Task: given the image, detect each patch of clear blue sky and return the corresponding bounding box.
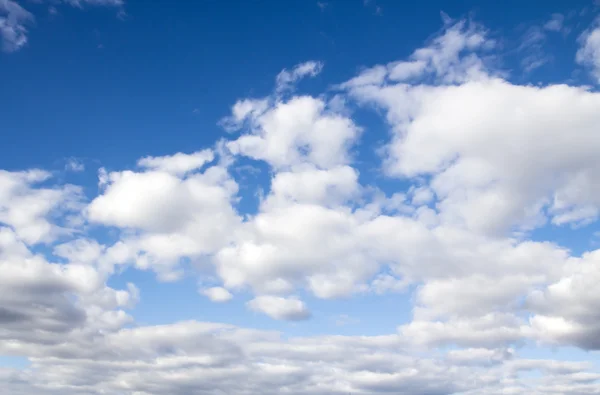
[0,356,30,370]
[2,0,599,341]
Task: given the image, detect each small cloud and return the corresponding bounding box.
[247,295,311,321]
[317,1,328,11]
[275,60,324,94]
[544,13,564,32]
[65,158,85,172]
[201,287,233,303]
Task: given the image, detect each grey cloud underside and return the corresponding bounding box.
[2,321,600,395]
[3,15,600,395]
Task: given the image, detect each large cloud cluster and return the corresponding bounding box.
[3,14,600,395]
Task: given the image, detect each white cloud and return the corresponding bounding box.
[65,158,85,172]
[0,170,84,244]
[346,62,600,236]
[137,149,214,176]
[247,295,311,321]
[343,20,493,89]
[226,96,360,170]
[275,60,323,93]
[201,286,233,303]
[410,185,434,206]
[88,165,237,233]
[87,161,240,279]
[576,20,600,83]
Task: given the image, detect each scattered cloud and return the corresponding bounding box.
[5,11,600,394]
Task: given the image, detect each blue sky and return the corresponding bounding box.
[3,0,600,394]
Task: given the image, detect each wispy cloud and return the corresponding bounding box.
[0,0,125,52]
[0,0,33,52]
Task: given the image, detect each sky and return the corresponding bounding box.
[3,0,600,393]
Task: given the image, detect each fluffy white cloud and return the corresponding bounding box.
[226,96,360,170]
[346,24,600,236]
[201,286,233,303]
[0,170,84,244]
[137,149,214,176]
[247,295,311,321]
[87,156,241,280]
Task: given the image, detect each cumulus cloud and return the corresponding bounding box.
[345,30,600,235]
[225,96,360,170]
[87,154,241,280]
[247,295,311,321]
